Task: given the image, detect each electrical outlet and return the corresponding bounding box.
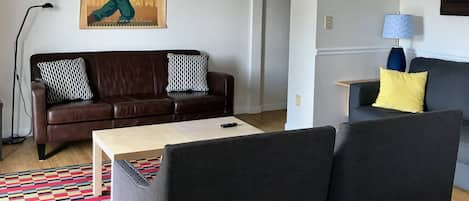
[325,16,333,30]
[296,95,302,107]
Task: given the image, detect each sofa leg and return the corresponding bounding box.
[37,144,46,160]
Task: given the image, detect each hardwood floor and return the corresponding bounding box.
[236,110,286,132]
[0,110,467,200]
[455,188,469,201]
[0,110,287,174]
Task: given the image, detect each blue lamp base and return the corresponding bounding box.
[387,47,406,72]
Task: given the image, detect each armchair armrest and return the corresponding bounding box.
[113,160,154,201]
[207,72,234,114]
[31,81,48,144]
[349,81,380,109]
[115,160,150,188]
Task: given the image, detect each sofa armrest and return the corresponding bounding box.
[349,81,380,109]
[31,81,48,144]
[207,72,234,114]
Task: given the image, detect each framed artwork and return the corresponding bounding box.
[441,0,469,16]
[80,0,167,29]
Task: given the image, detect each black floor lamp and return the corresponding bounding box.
[3,3,54,145]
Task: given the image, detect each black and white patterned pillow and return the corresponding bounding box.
[168,91,209,97]
[166,53,210,92]
[37,58,94,104]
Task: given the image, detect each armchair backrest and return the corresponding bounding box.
[410,57,469,120]
[329,110,462,201]
[154,127,336,201]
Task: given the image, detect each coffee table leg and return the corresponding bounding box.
[93,141,103,196]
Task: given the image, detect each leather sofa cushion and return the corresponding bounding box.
[103,95,173,119]
[48,101,113,124]
[47,120,113,142]
[169,92,225,114]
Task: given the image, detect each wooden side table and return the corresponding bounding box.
[336,79,379,88]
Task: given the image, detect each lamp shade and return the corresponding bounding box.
[383,14,414,39]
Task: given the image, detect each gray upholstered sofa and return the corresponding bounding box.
[112,127,336,201]
[330,110,462,201]
[111,111,462,201]
[349,57,469,190]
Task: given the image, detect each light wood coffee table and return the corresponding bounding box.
[92,117,263,197]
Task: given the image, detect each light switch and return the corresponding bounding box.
[296,95,302,107]
[325,16,333,30]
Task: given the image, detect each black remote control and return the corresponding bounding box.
[221,123,238,128]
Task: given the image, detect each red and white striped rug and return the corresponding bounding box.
[0,158,160,201]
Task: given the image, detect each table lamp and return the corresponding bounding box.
[383,14,414,72]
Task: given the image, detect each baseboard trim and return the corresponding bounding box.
[316,46,390,56]
[455,162,469,191]
[261,103,287,112]
[2,127,32,139]
[284,121,312,131]
[235,105,261,115]
[236,103,287,114]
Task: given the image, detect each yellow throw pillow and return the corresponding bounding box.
[372,68,428,113]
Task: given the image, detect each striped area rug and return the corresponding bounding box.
[0,158,160,201]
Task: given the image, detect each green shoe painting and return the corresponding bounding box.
[80,0,167,29]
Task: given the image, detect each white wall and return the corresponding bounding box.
[286,0,399,130]
[314,52,388,127]
[0,0,291,138]
[316,0,399,49]
[0,3,12,136]
[313,0,399,128]
[285,0,318,130]
[261,0,290,112]
[401,0,469,62]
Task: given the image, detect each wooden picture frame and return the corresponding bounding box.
[441,0,469,16]
[80,0,167,29]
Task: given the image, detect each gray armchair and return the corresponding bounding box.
[112,127,336,201]
[329,110,463,201]
[348,58,469,190]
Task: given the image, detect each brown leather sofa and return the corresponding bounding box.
[31,50,234,160]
